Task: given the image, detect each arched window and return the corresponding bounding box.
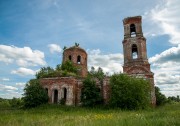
[130,24,136,37]
[53,89,58,104]
[132,44,138,59]
[77,55,81,64]
[69,55,72,61]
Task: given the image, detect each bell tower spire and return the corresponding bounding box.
[122,16,156,105]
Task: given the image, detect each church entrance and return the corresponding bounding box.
[53,89,58,104]
[63,88,67,103]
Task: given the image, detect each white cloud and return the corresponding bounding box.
[15,82,26,90]
[151,61,180,97]
[48,44,62,54]
[154,70,179,84]
[0,45,46,67]
[160,82,180,96]
[149,44,180,96]
[1,78,10,81]
[87,49,101,55]
[142,0,180,97]
[87,49,123,74]
[144,0,180,45]
[0,91,22,99]
[0,84,18,91]
[0,82,26,98]
[149,44,180,64]
[16,82,26,86]
[0,54,13,64]
[11,67,36,76]
[0,84,23,98]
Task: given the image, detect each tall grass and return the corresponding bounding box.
[0,103,179,126]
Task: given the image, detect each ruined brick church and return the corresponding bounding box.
[40,16,156,106]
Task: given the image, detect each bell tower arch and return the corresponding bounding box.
[122,16,156,105]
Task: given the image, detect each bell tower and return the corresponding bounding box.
[122,16,156,105]
[63,45,87,77]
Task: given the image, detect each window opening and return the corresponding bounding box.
[69,55,72,61]
[130,24,136,37]
[132,44,138,59]
[77,55,81,64]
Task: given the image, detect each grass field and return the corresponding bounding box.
[0,103,179,126]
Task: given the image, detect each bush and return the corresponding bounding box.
[36,66,54,79]
[61,61,78,74]
[168,95,180,102]
[0,99,10,109]
[81,77,102,107]
[22,79,49,108]
[109,74,151,110]
[35,61,78,79]
[59,98,66,105]
[155,86,167,106]
[10,97,23,108]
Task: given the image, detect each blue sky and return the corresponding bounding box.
[0,0,179,98]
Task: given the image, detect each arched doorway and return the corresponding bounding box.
[53,89,58,104]
[45,88,48,94]
[63,88,67,101]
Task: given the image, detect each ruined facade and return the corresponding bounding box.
[122,16,156,105]
[40,45,110,105]
[40,46,87,105]
[40,16,156,106]
[40,77,83,105]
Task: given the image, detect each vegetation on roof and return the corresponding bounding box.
[36,61,79,79]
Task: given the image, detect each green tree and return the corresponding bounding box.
[10,97,23,108]
[81,77,102,107]
[0,98,10,108]
[110,74,151,110]
[89,66,95,75]
[168,95,180,102]
[56,64,61,71]
[96,67,105,80]
[88,67,105,102]
[89,67,105,80]
[22,79,48,108]
[155,86,167,106]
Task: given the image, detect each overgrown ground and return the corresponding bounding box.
[0,103,179,126]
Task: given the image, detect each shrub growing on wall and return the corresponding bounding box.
[61,61,78,74]
[35,61,78,79]
[22,79,48,108]
[110,74,151,110]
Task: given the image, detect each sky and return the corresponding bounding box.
[0,0,180,98]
